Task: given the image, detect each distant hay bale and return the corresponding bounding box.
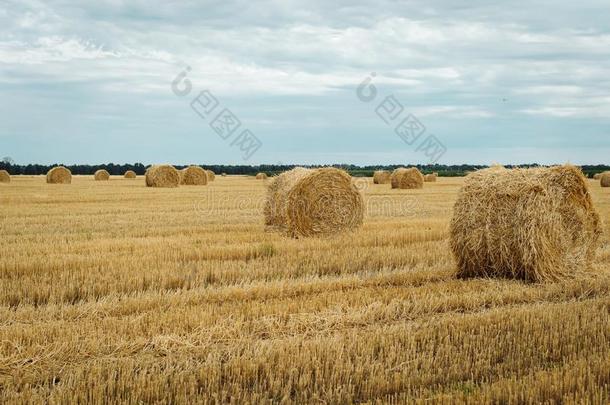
[450,165,601,282]
[264,167,364,237]
[601,172,610,187]
[181,165,208,185]
[593,173,601,180]
[145,165,180,188]
[206,170,215,181]
[46,166,72,184]
[221,173,227,177]
[424,173,437,182]
[0,170,10,183]
[94,169,110,181]
[391,167,424,189]
[256,172,268,180]
[124,170,137,179]
[373,170,391,184]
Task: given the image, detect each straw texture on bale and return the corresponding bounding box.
[94,169,110,181]
[256,173,268,180]
[0,170,10,183]
[391,167,424,189]
[46,166,72,184]
[124,170,137,179]
[181,166,208,185]
[450,165,601,282]
[206,170,215,181]
[264,167,364,238]
[373,170,391,184]
[600,172,610,187]
[424,173,437,182]
[145,165,180,188]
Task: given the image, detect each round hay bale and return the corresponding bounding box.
[0,170,10,183]
[593,173,601,180]
[221,173,227,177]
[264,167,364,237]
[46,166,72,184]
[449,165,601,282]
[124,170,137,179]
[424,173,437,182]
[601,172,610,187]
[181,165,208,185]
[391,167,424,189]
[373,170,391,184]
[206,170,215,181]
[256,172,268,180]
[94,169,110,181]
[145,165,180,188]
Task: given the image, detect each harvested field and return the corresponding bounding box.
[0,175,609,403]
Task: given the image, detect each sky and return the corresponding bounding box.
[1,0,609,166]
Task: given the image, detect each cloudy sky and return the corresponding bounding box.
[1,0,609,165]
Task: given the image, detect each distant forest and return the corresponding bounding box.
[1,160,609,178]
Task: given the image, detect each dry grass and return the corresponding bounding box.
[601,172,610,187]
[0,170,10,183]
[373,170,391,184]
[0,174,609,403]
[94,169,110,181]
[450,165,602,282]
[264,167,364,237]
[145,165,180,188]
[46,166,72,184]
[181,166,208,186]
[391,167,424,189]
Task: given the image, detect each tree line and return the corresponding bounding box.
[0,160,608,178]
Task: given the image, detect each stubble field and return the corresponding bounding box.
[1,175,609,404]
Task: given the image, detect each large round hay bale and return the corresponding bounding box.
[46,166,72,184]
[264,167,364,237]
[601,172,610,187]
[181,165,208,185]
[206,170,215,181]
[593,173,601,180]
[0,170,10,183]
[424,173,437,182]
[256,172,268,180]
[373,170,391,184]
[124,170,137,179]
[145,165,180,188]
[450,165,601,282]
[94,169,110,181]
[391,167,424,189]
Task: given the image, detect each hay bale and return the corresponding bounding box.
[94,169,110,181]
[0,170,10,183]
[424,173,437,182]
[221,173,227,177]
[145,165,180,188]
[450,165,601,282]
[601,172,610,187]
[46,166,72,184]
[593,173,601,180]
[181,165,208,185]
[264,167,364,237]
[256,172,268,180]
[206,170,215,181]
[124,170,137,179]
[391,167,424,189]
[373,170,391,184]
